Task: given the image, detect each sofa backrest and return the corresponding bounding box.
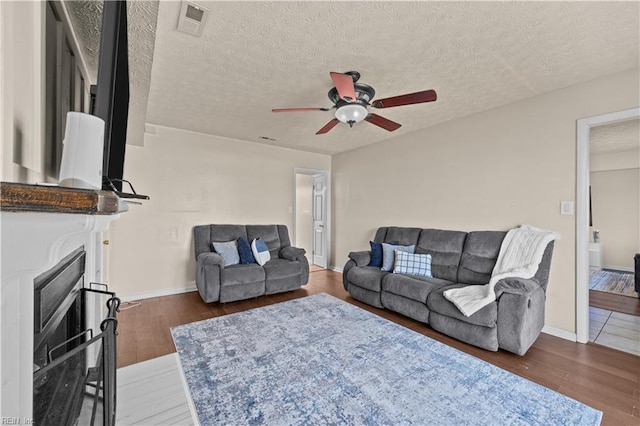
[373,226,553,286]
[416,229,467,282]
[193,224,291,258]
[246,225,291,259]
[374,227,467,282]
[457,231,506,285]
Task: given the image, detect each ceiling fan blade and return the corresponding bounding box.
[371,89,437,109]
[316,118,340,135]
[365,113,402,131]
[272,107,330,112]
[330,72,357,102]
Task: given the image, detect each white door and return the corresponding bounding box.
[312,174,328,268]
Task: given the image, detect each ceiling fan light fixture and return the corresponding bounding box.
[335,104,368,126]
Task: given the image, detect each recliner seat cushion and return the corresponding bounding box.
[263,258,303,280]
[347,266,389,292]
[221,264,265,286]
[382,274,452,303]
[427,284,498,328]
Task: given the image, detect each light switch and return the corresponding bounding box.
[560,201,574,216]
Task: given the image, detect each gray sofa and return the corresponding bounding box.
[194,224,309,303]
[343,226,554,355]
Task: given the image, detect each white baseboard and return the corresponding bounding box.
[329,266,343,273]
[542,325,577,342]
[119,283,197,302]
[603,265,634,273]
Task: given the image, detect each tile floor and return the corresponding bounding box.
[589,306,640,356]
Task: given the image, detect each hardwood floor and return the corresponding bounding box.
[117,271,640,425]
[590,289,640,316]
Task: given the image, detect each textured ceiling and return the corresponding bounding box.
[590,119,640,155]
[144,1,639,155]
[65,1,640,156]
[64,0,158,147]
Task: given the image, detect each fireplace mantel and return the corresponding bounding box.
[1,182,127,215]
[0,182,126,421]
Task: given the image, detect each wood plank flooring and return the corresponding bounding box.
[590,289,640,316]
[117,271,640,426]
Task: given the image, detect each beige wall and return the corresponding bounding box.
[295,174,313,262]
[590,150,640,172]
[108,126,330,298]
[590,167,640,270]
[1,1,45,182]
[331,69,640,333]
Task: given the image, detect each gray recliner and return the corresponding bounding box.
[343,226,554,355]
[194,224,309,303]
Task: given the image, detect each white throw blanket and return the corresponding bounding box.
[443,225,559,317]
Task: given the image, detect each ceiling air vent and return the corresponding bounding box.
[177,1,209,37]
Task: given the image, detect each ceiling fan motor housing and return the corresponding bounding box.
[329,83,376,125]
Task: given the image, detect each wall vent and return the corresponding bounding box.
[177,1,210,37]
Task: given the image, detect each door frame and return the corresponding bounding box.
[575,106,639,343]
[293,168,331,269]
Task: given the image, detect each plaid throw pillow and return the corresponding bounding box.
[393,250,432,277]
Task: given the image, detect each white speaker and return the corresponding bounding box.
[58,112,105,190]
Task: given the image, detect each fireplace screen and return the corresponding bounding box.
[32,246,119,426]
[33,295,119,426]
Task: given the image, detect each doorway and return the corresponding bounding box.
[294,168,330,270]
[575,107,640,348]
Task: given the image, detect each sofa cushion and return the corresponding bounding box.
[212,240,240,266]
[237,237,255,264]
[347,266,390,292]
[221,264,265,286]
[457,231,506,285]
[210,225,248,245]
[384,227,422,246]
[382,273,453,303]
[251,238,271,266]
[247,225,282,259]
[416,229,467,282]
[393,251,432,277]
[381,243,415,272]
[263,258,303,281]
[427,284,497,328]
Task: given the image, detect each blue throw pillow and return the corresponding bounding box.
[393,251,432,277]
[237,237,255,264]
[381,243,415,272]
[251,238,271,266]
[212,240,240,267]
[368,241,383,267]
[369,241,399,267]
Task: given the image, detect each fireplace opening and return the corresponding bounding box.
[33,247,86,371]
[33,246,119,426]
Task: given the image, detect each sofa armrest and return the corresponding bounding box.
[279,246,306,261]
[495,277,541,299]
[348,250,371,267]
[496,277,545,355]
[197,252,225,268]
[195,252,224,303]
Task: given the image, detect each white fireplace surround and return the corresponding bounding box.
[1,210,121,420]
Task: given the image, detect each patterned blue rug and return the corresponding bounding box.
[171,294,602,425]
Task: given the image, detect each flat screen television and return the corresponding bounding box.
[92,0,129,192]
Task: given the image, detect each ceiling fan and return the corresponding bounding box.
[272,71,437,135]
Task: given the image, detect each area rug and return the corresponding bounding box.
[590,269,638,298]
[171,294,602,425]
